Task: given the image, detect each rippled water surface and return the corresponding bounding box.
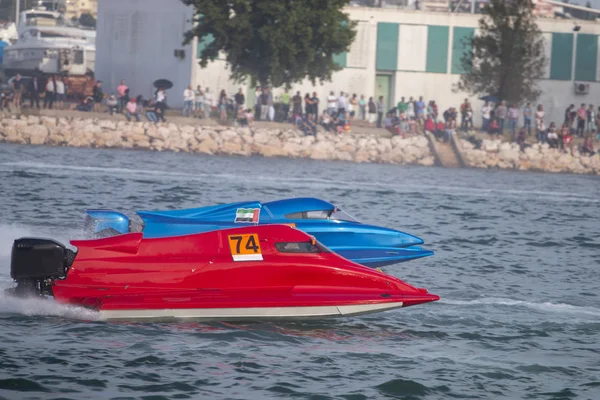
[0,143,599,400]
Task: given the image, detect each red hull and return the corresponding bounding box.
[52,225,438,320]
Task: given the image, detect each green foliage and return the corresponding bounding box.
[182,0,356,87]
[78,13,96,28]
[457,0,547,104]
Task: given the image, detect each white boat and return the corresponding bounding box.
[2,8,95,77]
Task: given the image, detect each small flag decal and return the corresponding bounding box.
[235,208,260,223]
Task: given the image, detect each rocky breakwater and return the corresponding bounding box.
[456,137,600,175]
[0,115,436,166]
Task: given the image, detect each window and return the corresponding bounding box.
[275,242,321,253]
[285,208,359,222]
[330,209,359,222]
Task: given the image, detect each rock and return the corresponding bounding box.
[27,125,49,145]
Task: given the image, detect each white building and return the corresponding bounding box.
[96,0,600,124]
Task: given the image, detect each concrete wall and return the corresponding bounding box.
[96,0,193,108]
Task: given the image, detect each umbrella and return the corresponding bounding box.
[479,95,499,103]
[153,79,173,90]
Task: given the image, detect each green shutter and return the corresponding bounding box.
[550,33,574,80]
[376,23,399,71]
[426,25,449,73]
[451,27,474,74]
[333,52,347,68]
[197,34,215,58]
[575,34,597,82]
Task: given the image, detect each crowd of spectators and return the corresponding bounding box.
[2,74,599,155]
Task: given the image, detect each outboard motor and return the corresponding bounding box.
[8,238,76,297]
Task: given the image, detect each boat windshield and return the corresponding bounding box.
[25,13,65,27]
[284,208,359,222]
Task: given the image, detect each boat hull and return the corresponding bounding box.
[98,302,406,321]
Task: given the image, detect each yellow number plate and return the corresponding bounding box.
[228,234,263,261]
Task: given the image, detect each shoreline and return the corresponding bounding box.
[0,111,598,176]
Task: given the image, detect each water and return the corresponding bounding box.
[0,143,599,400]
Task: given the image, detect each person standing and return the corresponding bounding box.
[587,104,595,134]
[219,89,228,120]
[535,104,544,141]
[43,76,56,110]
[182,85,194,117]
[92,80,104,112]
[292,91,302,117]
[576,103,587,137]
[376,96,385,128]
[508,104,519,138]
[117,80,128,113]
[11,74,24,113]
[29,76,42,110]
[416,96,426,123]
[337,91,347,115]
[348,94,357,120]
[406,97,415,119]
[311,92,319,121]
[495,101,507,134]
[267,87,274,121]
[203,88,213,119]
[460,99,469,130]
[55,76,65,110]
[327,91,337,116]
[368,97,377,124]
[281,88,291,121]
[234,88,245,118]
[397,97,407,116]
[358,95,367,120]
[155,87,167,122]
[194,86,204,118]
[523,102,532,136]
[481,101,491,132]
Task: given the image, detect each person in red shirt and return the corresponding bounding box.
[117,80,128,113]
[425,115,435,132]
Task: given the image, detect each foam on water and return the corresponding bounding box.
[441,297,600,317]
[0,287,100,321]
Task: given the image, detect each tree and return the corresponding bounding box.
[182,0,356,88]
[78,13,96,28]
[457,0,547,104]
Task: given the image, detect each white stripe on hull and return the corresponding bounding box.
[99,302,404,321]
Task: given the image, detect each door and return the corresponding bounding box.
[375,74,392,111]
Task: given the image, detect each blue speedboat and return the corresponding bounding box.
[85,198,433,268]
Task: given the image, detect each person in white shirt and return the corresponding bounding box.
[327,91,337,116]
[481,101,491,132]
[182,85,194,117]
[337,91,347,114]
[44,77,55,109]
[406,96,415,119]
[55,76,65,110]
[204,88,213,118]
[155,88,167,122]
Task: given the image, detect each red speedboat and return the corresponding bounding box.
[9,225,438,321]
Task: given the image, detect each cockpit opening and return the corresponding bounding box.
[284,208,359,222]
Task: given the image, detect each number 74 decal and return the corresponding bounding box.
[228,234,263,261]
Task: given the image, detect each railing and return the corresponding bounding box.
[348,0,487,13]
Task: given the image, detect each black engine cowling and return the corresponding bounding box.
[9,238,76,297]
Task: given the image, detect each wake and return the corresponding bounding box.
[442,297,600,317]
